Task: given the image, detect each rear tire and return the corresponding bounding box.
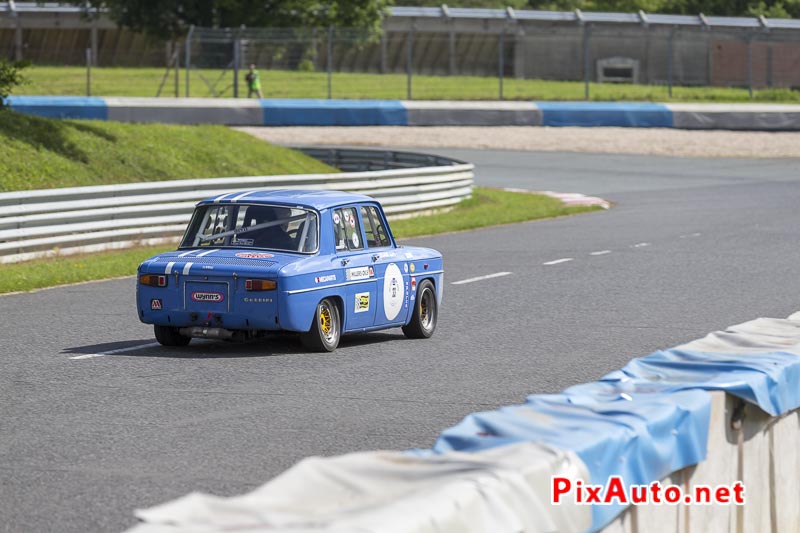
[300,298,341,352]
[154,325,191,347]
[402,279,437,339]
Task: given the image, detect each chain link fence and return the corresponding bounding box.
[4,22,800,99]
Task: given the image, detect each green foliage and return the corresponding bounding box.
[0,111,335,192]
[77,0,392,39]
[0,59,29,108]
[21,66,800,103]
[402,0,529,8]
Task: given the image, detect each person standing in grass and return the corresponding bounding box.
[245,64,263,98]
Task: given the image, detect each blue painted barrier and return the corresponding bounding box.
[260,98,407,126]
[537,102,673,128]
[5,96,108,120]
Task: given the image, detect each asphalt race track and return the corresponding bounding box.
[3,150,800,532]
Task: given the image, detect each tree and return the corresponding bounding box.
[77,0,393,39]
[0,60,28,110]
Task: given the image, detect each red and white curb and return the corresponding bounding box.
[503,188,611,209]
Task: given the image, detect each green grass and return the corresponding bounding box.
[18,65,800,103]
[0,188,603,294]
[0,110,335,192]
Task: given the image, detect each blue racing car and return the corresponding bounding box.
[136,190,443,352]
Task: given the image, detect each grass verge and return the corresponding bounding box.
[0,111,335,192]
[19,66,800,103]
[0,188,603,294]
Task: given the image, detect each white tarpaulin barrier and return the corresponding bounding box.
[127,443,591,533]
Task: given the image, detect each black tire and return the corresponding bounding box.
[300,298,341,352]
[403,279,437,339]
[154,325,191,347]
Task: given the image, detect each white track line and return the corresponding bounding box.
[632,242,651,248]
[70,342,161,360]
[451,272,512,285]
[542,258,573,266]
[590,250,612,256]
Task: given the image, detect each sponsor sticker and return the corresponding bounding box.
[150,299,162,310]
[191,291,224,303]
[352,233,360,248]
[202,265,214,270]
[333,212,341,225]
[243,297,273,303]
[410,263,416,273]
[346,266,373,281]
[354,292,370,313]
[349,215,356,229]
[235,238,254,246]
[315,274,337,283]
[403,263,408,273]
[235,252,274,259]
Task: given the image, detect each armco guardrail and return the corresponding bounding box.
[127,313,800,533]
[0,149,473,264]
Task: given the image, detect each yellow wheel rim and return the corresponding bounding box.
[320,307,332,335]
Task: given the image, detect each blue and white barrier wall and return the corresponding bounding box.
[7,96,800,130]
[127,314,800,533]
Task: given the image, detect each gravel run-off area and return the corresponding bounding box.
[236,126,800,158]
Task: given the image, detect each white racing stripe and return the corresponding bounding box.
[69,342,162,360]
[543,258,573,266]
[451,272,512,285]
[165,261,176,274]
[195,249,218,257]
[590,250,612,256]
[178,250,196,257]
[182,262,194,275]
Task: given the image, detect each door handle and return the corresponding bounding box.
[341,258,350,266]
[371,254,380,262]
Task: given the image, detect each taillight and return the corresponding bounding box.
[140,274,167,287]
[245,279,276,291]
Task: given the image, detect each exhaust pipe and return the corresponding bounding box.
[179,327,244,341]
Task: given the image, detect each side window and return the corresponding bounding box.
[361,205,391,248]
[332,207,364,252]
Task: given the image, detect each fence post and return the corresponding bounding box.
[90,17,98,66]
[85,48,92,97]
[174,44,180,98]
[380,32,388,74]
[582,24,591,100]
[498,30,505,100]
[327,26,333,99]
[185,26,194,97]
[13,6,22,61]
[233,36,240,98]
[449,22,456,75]
[407,24,414,100]
[668,27,675,98]
[747,34,753,99]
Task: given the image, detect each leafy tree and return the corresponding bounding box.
[0,60,29,109]
[77,0,393,39]
[401,0,529,8]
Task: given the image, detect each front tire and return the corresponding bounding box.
[154,325,191,347]
[403,279,437,339]
[300,298,341,352]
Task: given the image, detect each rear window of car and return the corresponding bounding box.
[180,204,319,253]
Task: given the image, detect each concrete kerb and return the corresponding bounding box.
[8,96,800,130]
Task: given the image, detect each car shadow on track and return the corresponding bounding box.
[62,331,407,359]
